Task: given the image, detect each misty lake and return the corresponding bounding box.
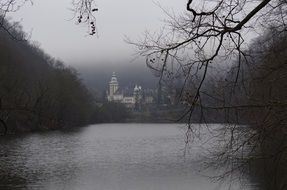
[0,124,256,190]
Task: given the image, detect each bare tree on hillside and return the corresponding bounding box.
[130,0,286,114]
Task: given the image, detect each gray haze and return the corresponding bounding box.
[77,61,157,93]
[10,0,186,66]
[8,0,256,92]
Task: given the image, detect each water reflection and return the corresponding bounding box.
[0,124,255,190]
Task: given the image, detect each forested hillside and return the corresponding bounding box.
[233,29,287,190]
[197,28,287,190]
[0,19,128,134]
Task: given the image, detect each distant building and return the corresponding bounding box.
[107,72,123,102]
[106,72,155,109]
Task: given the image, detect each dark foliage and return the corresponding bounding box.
[198,28,287,189]
[0,18,129,134]
[95,102,130,123]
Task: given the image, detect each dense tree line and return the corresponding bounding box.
[228,29,287,190]
[0,18,129,134]
[93,102,130,123]
[186,28,287,189]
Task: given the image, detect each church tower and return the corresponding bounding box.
[109,72,119,98]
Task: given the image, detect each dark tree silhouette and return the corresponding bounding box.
[130,0,286,122]
[0,0,98,38]
[129,0,287,188]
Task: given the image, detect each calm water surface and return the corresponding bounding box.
[0,124,255,190]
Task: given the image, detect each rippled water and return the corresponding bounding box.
[0,124,255,190]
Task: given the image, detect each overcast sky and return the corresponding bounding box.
[9,0,187,66]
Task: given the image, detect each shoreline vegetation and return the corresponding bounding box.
[0,17,256,135]
[0,18,222,134]
[0,18,187,135]
[0,28,255,135]
[0,18,124,134]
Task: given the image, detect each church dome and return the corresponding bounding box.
[110,72,118,84]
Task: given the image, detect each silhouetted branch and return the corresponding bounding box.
[129,0,287,185]
[0,0,99,38]
[72,0,98,35]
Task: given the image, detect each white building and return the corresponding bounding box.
[107,72,122,101]
[107,72,141,108]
